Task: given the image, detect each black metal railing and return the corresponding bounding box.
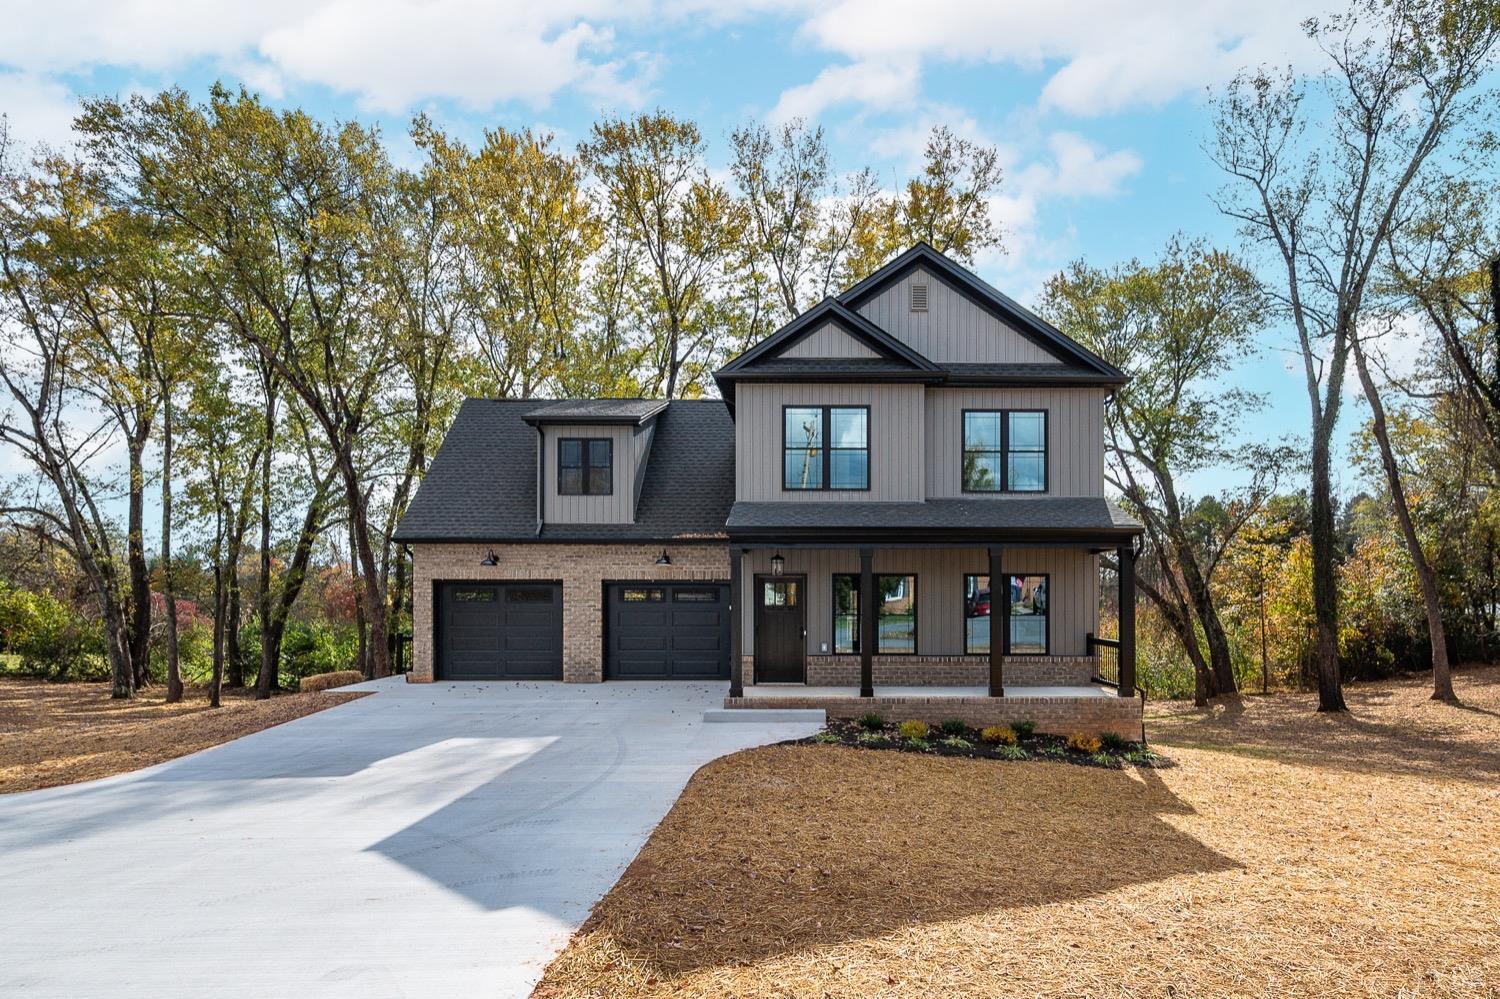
[1086,631,1121,686]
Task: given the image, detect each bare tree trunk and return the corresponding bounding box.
[1351,335,1456,701]
[225,537,244,687]
[1309,420,1347,712]
[255,394,277,701]
[127,433,152,690]
[341,457,388,679]
[162,397,182,703]
[210,502,226,709]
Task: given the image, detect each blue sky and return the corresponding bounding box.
[0,0,1376,500]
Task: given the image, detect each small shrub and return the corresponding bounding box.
[1089,752,1121,769]
[979,724,1017,745]
[299,670,364,693]
[898,719,930,740]
[1066,731,1102,754]
[856,731,885,746]
[938,718,969,737]
[1099,731,1129,753]
[940,736,973,749]
[1012,720,1037,739]
[906,737,930,751]
[857,712,886,731]
[996,744,1029,761]
[1040,744,1066,758]
[811,731,842,744]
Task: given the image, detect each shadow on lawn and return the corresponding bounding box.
[563,744,1240,979]
[1147,668,1500,784]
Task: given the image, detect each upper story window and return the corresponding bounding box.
[783,406,869,491]
[558,437,612,496]
[962,410,1047,493]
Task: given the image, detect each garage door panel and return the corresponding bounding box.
[606,582,729,680]
[437,582,562,680]
[617,635,668,651]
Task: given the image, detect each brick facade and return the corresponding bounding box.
[410,542,730,683]
[724,693,1145,741]
[751,654,1094,687]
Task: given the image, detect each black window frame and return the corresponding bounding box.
[782,404,871,492]
[961,409,1048,494]
[557,436,614,496]
[963,571,1050,656]
[831,572,918,655]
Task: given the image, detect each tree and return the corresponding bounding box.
[581,112,746,397]
[839,126,1005,284]
[1209,0,1500,710]
[0,128,172,696]
[79,86,404,681]
[730,119,830,319]
[1041,236,1273,703]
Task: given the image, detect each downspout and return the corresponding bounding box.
[534,426,546,537]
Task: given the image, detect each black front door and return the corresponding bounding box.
[754,574,806,683]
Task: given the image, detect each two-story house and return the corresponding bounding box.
[394,244,1145,737]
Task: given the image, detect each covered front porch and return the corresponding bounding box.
[721,505,1143,737]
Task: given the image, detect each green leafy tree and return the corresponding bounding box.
[1041,236,1274,703]
[1209,0,1500,711]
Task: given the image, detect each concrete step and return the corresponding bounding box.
[703,707,827,724]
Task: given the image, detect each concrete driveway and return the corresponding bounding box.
[0,677,820,999]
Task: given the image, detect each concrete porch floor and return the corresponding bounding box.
[739,683,1116,699]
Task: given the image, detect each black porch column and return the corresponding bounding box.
[1117,544,1136,697]
[859,547,875,697]
[988,545,1005,697]
[729,547,744,698]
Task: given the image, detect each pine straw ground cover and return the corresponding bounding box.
[534,667,1500,999]
[0,677,366,793]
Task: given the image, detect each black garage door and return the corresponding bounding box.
[606,583,730,679]
[436,582,563,680]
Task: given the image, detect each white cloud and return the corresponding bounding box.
[0,1,658,115]
[1015,132,1142,200]
[0,72,81,151]
[769,59,919,124]
[781,0,1322,118]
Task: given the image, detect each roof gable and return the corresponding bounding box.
[718,298,940,375]
[838,243,1124,379]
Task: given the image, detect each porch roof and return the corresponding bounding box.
[725,496,1142,545]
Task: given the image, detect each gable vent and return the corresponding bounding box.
[910,282,928,312]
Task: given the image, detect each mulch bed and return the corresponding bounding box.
[791,717,1173,769]
[0,677,367,793]
[533,666,1500,999]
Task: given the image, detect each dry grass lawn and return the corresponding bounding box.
[0,677,366,793]
[534,668,1500,999]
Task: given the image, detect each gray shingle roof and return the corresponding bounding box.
[521,398,669,424]
[393,398,733,543]
[726,497,1141,537]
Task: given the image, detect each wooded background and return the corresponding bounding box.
[1,0,1497,710]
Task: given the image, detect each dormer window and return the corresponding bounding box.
[558,437,612,496]
[910,282,928,312]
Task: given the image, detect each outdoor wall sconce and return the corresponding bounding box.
[479,549,499,566]
[771,552,785,576]
[655,549,672,565]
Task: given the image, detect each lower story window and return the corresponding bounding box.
[833,573,917,654]
[964,573,1049,655]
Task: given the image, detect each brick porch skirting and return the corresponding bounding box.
[725,693,1145,742]
[743,655,1095,687]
